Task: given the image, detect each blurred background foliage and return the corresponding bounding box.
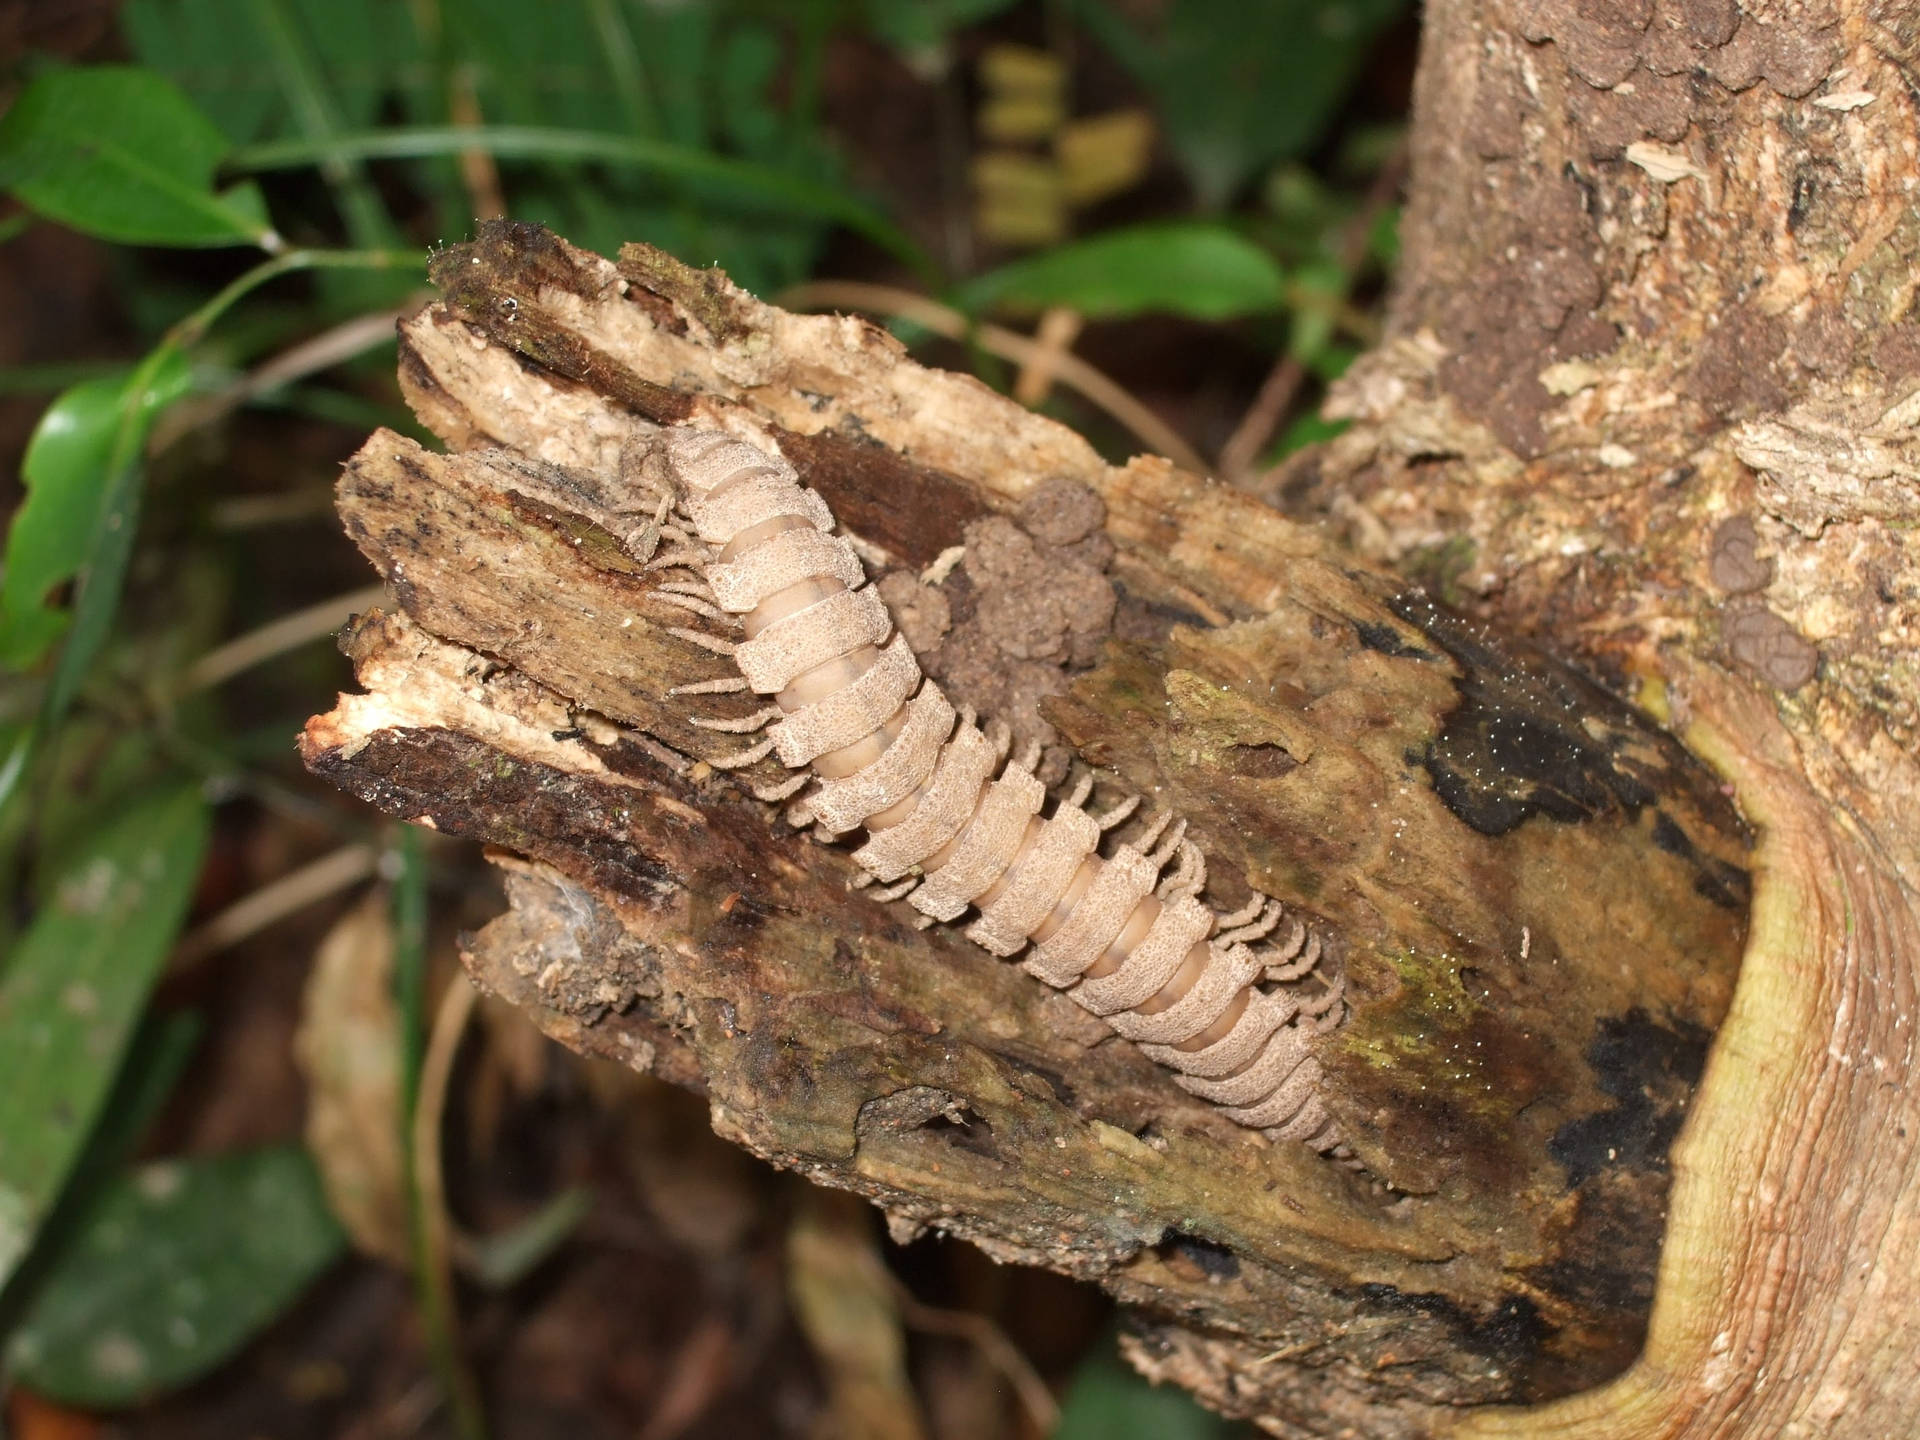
[0,1,1410,1435]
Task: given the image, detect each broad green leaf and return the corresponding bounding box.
[960,222,1285,321]
[0,355,193,669]
[5,1147,346,1407]
[1051,1340,1236,1440]
[0,67,273,247]
[121,0,278,144]
[69,1012,204,1179]
[0,785,212,1290]
[1076,0,1407,209]
[0,1011,201,1342]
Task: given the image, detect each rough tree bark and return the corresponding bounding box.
[299,1,1915,1434]
[1260,0,1918,1435]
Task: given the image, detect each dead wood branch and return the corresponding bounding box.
[300,224,1759,1436]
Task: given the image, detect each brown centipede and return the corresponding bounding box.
[638,427,1347,1149]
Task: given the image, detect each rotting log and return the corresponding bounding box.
[303,222,1754,1436]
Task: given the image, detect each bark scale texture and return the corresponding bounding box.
[304,217,1755,1437]
[1249,0,1917,1435]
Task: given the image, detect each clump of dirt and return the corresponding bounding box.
[1708,514,1771,595]
[878,477,1117,786]
[1723,602,1818,692]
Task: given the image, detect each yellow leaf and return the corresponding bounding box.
[972,151,1067,248]
[1057,109,1155,207]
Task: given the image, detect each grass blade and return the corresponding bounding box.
[228,125,935,280]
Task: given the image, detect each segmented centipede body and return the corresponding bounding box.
[653,428,1345,1147]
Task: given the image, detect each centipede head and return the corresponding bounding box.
[659,427,793,498]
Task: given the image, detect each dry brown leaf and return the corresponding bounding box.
[787,1190,928,1440]
[294,888,410,1267]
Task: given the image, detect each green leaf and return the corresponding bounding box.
[5,1146,346,1407]
[1367,203,1401,268]
[0,67,274,248]
[1051,1339,1236,1440]
[229,124,923,287]
[126,0,400,143]
[466,1187,593,1289]
[1268,412,1351,464]
[0,1011,202,1339]
[0,784,212,1292]
[1285,257,1347,362]
[0,356,193,669]
[1076,0,1407,209]
[959,222,1285,321]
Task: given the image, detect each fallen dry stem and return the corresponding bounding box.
[183,582,389,693]
[887,1276,1061,1434]
[172,842,379,967]
[1218,143,1408,481]
[779,279,1209,476]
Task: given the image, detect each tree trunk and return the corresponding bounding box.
[1254,0,1919,1434]
[299,1,1917,1433]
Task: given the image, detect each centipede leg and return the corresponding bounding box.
[688,705,783,734]
[1300,970,1348,1027]
[1145,816,1188,869]
[1216,894,1266,931]
[646,546,714,572]
[1219,899,1284,947]
[1156,839,1207,901]
[1094,793,1141,832]
[706,737,775,770]
[989,720,1013,760]
[651,591,731,623]
[1266,930,1322,984]
[667,627,739,656]
[1133,810,1174,854]
[749,772,811,803]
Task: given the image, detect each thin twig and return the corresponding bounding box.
[779,280,1210,478]
[209,486,341,530]
[1012,305,1084,406]
[448,66,507,221]
[1216,352,1307,484]
[412,973,488,1440]
[636,1316,735,1440]
[182,582,388,692]
[887,1278,1060,1434]
[172,843,378,967]
[149,306,416,453]
[1217,143,1409,482]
